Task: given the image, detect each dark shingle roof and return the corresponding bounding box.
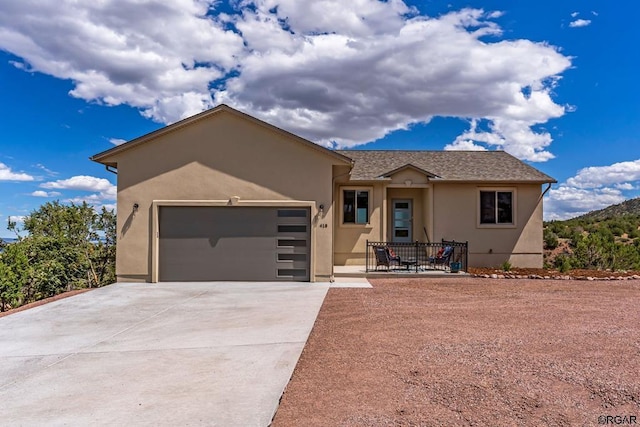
[335,150,556,183]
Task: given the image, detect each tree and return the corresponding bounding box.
[89,207,117,286]
[0,259,19,312]
[1,201,116,311]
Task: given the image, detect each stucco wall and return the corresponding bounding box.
[109,111,343,281]
[333,182,386,265]
[388,168,430,185]
[333,183,433,265]
[333,180,544,268]
[431,183,544,268]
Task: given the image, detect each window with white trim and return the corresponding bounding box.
[480,190,514,224]
[343,189,369,224]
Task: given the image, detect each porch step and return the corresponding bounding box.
[333,265,469,279]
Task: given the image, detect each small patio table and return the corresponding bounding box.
[401,259,417,270]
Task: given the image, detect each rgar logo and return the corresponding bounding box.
[598,415,638,425]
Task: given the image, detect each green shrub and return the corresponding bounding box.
[544,229,559,249]
[610,225,625,237]
[555,255,571,273]
[557,226,573,239]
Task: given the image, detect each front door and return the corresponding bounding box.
[392,199,412,242]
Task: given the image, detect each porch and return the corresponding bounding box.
[333,240,469,278]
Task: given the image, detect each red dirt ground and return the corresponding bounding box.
[273,278,640,426]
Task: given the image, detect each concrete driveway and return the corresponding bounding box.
[0,281,329,426]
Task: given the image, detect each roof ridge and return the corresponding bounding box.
[91,104,352,166]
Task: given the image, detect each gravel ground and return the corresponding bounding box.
[272,278,640,426]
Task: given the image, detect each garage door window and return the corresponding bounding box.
[277,269,307,278]
[278,225,307,233]
[278,253,307,262]
[278,239,307,247]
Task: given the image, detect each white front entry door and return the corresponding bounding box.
[392,199,412,243]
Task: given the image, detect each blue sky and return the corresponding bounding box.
[1,0,640,238]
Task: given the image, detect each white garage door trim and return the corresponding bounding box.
[151,199,318,283]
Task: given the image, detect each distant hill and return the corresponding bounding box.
[543,197,640,271]
[574,197,640,221]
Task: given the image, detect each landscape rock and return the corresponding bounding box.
[468,268,640,282]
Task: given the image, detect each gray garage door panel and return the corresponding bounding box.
[159,206,310,281]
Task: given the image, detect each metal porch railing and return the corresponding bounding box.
[365,239,468,273]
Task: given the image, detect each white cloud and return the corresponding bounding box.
[569,19,591,28]
[447,115,560,162]
[0,1,572,162]
[31,190,61,197]
[33,163,58,176]
[8,215,26,224]
[41,175,114,192]
[0,162,34,181]
[566,160,640,188]
[545,159,640,220]
[98,203,117,212]
[109,138,127,146]
[0,0,244,123]
[546,186,625,220]
[220,5,571,161]
[67,194,111,204]
[615,183,635,190]
[570,12,579,18]
[444,138,487,152]
[41,175,116,207]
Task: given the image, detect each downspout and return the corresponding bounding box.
[330,162,354,282]
[538,182,552,203]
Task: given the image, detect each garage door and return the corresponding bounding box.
[158,206,310,281]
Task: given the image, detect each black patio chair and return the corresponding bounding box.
[428,246,453,269]
[374,246,401,270]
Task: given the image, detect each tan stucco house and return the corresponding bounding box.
[91,104,556,282]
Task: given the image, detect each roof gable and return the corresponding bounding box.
[379,163,440,179]
[91,104,352,167]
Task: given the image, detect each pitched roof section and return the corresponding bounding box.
[91,104,353,167]
[336,150,556,183]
